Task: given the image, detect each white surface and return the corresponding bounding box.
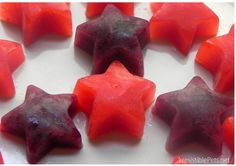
[0,2,234,164]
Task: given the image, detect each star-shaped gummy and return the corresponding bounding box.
[73,61,156,139]
[74,4,149,76]
[0,3,72,46]
[150,3,219,55]
[0,40,25,99]
[195,25,234,94]
[152,76,234,156]
[1,85,82,164]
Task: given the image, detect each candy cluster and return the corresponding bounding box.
[0,3,234,164]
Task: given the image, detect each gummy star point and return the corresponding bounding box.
[150,3,219,55]
[153,76,233,156]
[196,24,234,94]
[86,3,134,19]
[0,3,72,46]
[74,61,156,139]
[0,40,25,99]
[75,4,149,76]
[1,85,82,164]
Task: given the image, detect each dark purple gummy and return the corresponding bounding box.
[74,4,149,76]
[152,76,234,156]
[1,85,82,164]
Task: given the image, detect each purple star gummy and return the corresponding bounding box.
[74,4,149,76]
[1,85,82,164]
[152,76,234,156]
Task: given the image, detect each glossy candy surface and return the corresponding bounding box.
[74,61,156,139]
[152,76,233,156]
[86,3,134,18]
[0,3,72,46]
[150,3,219,55]
[75,5,149,76]
[0,40,25,99]
[1,85,82,164]
[196,25,234,94]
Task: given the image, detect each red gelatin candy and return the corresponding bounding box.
[86,3,134,18]
[222,117,234,153]
[150,3,219,55]
[195,25,234,94]
[73,61,156,140]
[0,40,25,99]
[1,85,82,164]
[172,156,189,164]
[152,76,233,156]
[0,3,72,46]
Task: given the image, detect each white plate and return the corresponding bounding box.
[0,2,234,164]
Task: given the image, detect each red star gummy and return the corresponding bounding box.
[222,117,234,153]
[195,25,234,94]
[1,85,82,164]
[0,152,3,164]
[152,76,234,156]
[150,3,219,55]
[86,3,134,19]
[74,4,149,76]
[0,3,72,46]
[0,40,25,99]
[73,61,156,139]
[172,156,189,164]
